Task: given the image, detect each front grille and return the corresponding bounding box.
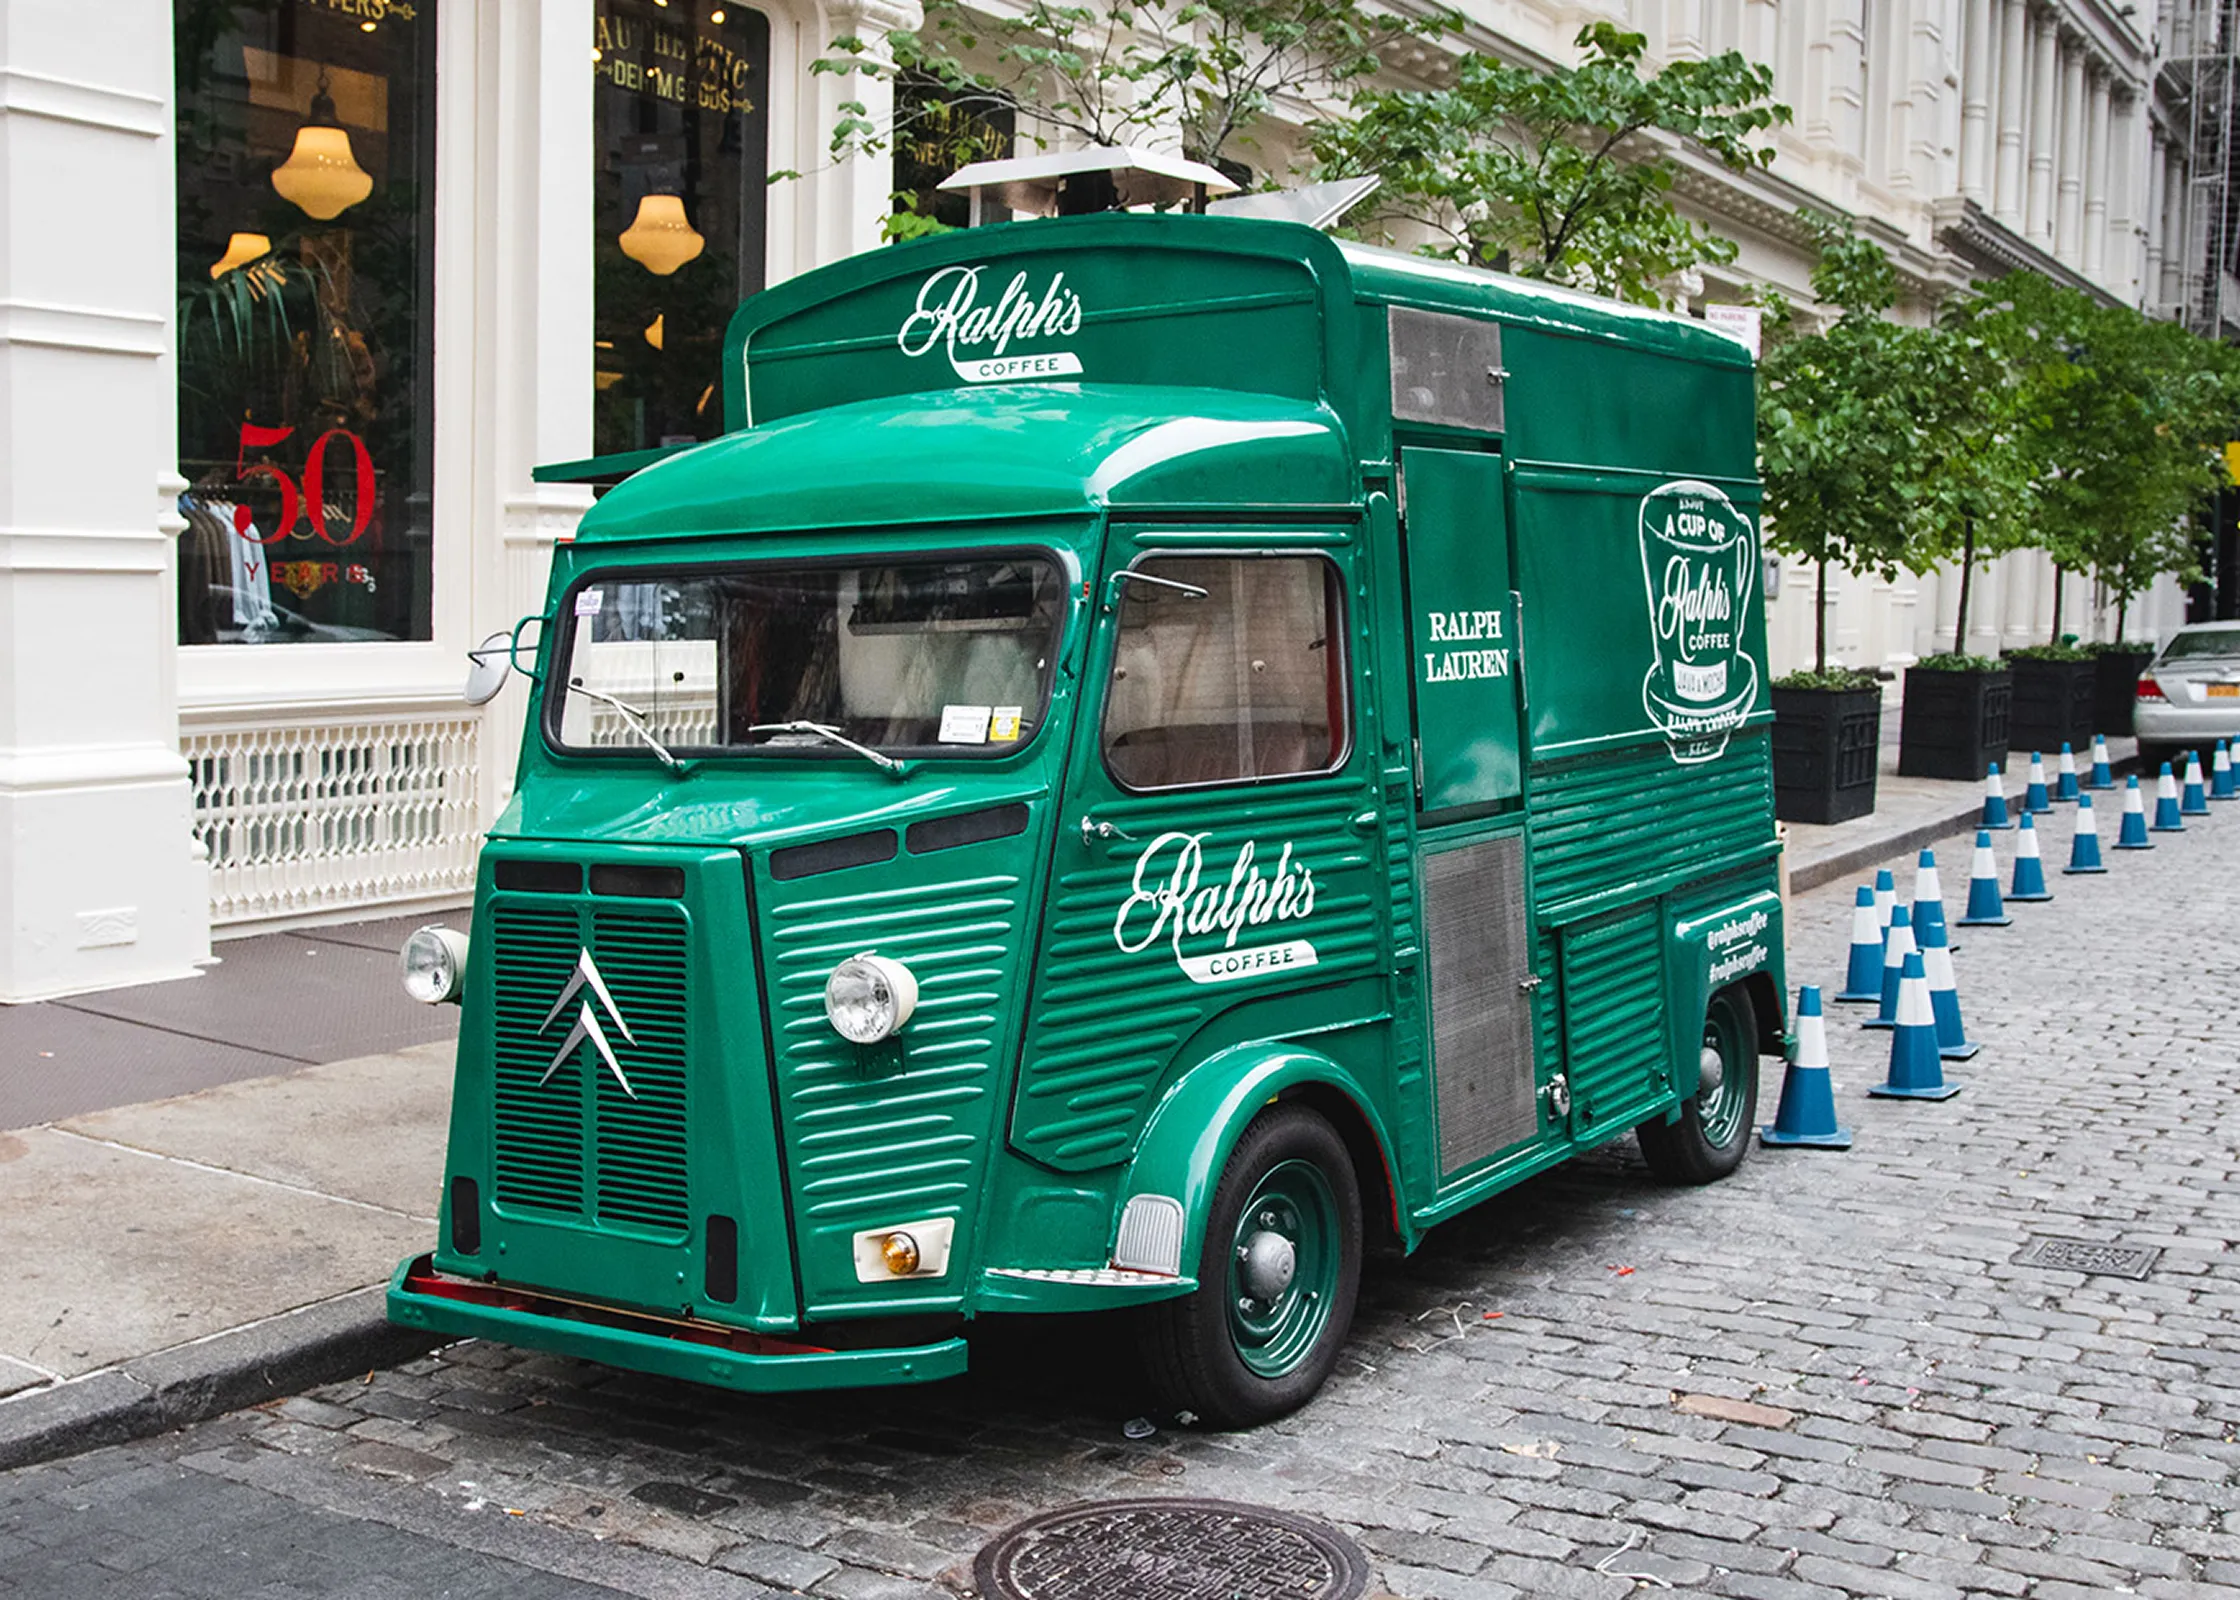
[489,893,691,1236]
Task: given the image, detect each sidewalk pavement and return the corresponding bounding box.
[0,726,2145,1472]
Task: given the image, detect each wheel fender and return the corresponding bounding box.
[1116,1044,1397,1279]
[1668,891,1786,1098]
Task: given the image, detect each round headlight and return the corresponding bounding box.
[823,953,919,1043]
[400,925,469,1005]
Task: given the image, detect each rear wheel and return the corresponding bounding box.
[1637,988,1759,1184]
[1139,1103,1362,1428]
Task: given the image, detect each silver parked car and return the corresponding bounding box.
[2135,623,2240,767]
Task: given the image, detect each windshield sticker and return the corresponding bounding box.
[1113,832,1320,986]
[574,587,604,617]
[1638,479,1759,766]
[898,265,1086,383]
[989,706,1023,742]
[938,703,993,743]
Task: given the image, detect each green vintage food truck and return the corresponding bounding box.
[387,187,1786,1426]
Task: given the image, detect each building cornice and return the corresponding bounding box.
[1929,196,2125,305]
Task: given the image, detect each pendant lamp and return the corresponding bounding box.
[209,232,273,278]
[618,194,704,275]
[271,69,373,221]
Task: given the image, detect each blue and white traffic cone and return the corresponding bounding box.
[1864,904,1915,1031]
[2062,793,2107,875]
[2085,734,2114,790]
[1873,869,1896,938]
[2054,743,2080,803]
[1913,911,1979,1061]
[1760,986,1854,1149]
[1868,952,1962,1101]
[2009,813,2054,900]
[2213,741,2236,801]
[1979,762,2014,830]
[1835,886,1886,1003]
[1910,849,1951,953]
[2152,762,2186,832]
[2023,753,2052,815]
[2181,752,2209,816]
[2116,775,2155,849]
[1956,831,2010,925]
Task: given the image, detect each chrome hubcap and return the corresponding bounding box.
[1698,1043,1725,1096]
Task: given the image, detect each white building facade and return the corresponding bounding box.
[0,0,2216,1002]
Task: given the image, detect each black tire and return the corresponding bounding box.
[1139,1103,1362,1428]
[1637,987,1760,1185]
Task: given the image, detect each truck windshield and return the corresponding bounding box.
[550,555,1066,760]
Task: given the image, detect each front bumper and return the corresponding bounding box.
[386,1256,967,1393]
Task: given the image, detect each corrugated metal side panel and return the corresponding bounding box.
[763,872,1022,1302]
[1529,735,1772,916]
[1560,906,1668,1138]
[490,902,585,1217]
[1014,776,1382,1170]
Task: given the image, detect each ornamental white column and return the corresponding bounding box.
[2162,147,2188,309]
[0,0,211,999]
[476,0,600,820]
[1962,0,1995,200]
[790,0,923,275]
[2025,20,2058,245]
[1994,0,2027,223]
[2145,129,2167,306]
[2055,47,2085,264]
[2083,73,2111,281]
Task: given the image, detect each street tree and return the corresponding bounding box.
[815,0,1452,215]
[1979,274,2237,640]
[1758,217,1951,672]
[1310,23,1788,307]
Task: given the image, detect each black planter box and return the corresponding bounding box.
[1897,665,2011,781]
[1771,684,1883,825]
[2091,649,2157,736]
[2005,657,2097,754]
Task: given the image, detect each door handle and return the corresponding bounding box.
[1079,815,1136,845]
[1518,974,1543,993]
[1347,807,1380,835]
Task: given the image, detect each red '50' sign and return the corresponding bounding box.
[230,421,377,546]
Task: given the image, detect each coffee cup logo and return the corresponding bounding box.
[1638,479,1758,765]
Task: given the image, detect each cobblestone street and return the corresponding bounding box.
[4,810,2236,1600]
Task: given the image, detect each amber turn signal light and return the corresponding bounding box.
[881,1231,921,1276]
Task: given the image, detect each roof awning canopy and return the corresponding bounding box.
[938,146,1239,220]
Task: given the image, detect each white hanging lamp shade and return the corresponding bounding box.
[271,74,373,221]
[210,232,273,278]
[619,194,704,276]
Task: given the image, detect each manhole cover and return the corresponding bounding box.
[2016,1238,2161,1280]
[975,1497,1370,1600]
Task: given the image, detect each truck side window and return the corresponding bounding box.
[1102,556,1347,790]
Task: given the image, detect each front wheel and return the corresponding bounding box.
[1139,1103,1362,1428]
[1636,988,1760,1184]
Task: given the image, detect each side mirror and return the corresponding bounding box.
[463,630,513,705]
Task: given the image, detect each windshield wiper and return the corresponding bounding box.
[747,720,907,776]
[568,681,687,773]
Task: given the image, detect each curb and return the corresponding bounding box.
[0,1286,440,1473]
[1791,754,2148,895]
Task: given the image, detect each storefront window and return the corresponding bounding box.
[889,75,1013,235]
[594,1,771,456]
[174,0,437,647]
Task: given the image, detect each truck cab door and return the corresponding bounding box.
[1397,446,1553,1189]
[1009,534,1390,1176]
